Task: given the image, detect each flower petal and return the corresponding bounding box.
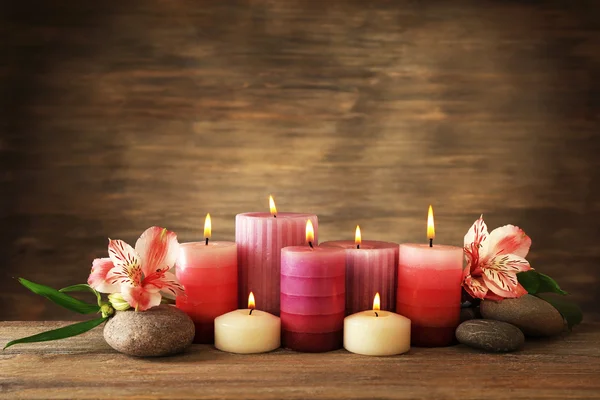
[121,285,162,311]
[463,275,488,299]
[464,215,488,250]
[135,226,180,277]
[143,271,185,297]
[485,253,532,273]
[106,239,143,286]
[487,224,532,258]
[464,215,488,273]
[482,268,522,298]
[87,258,119,293]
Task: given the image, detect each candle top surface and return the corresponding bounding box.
[281,246,345,254]
[216,309,279,324]
[400,243,461,252]
[237,212,316,219]
[321,240,399,251]
[345,310,410,322]
[179,241,236,249]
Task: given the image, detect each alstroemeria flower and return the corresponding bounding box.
[462,216,532,301]
[87,226,184,311]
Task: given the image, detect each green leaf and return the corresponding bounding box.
[536,294,583,330]
[517,271,568,295]
[60,284,102,306]
[3,317,107,349]
[19,278,100,314]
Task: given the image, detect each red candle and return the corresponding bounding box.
[176,214,238,344]
[396,206,463,347]
[280,221,346,352]
[321,226,399,315]
[236,195,318,315]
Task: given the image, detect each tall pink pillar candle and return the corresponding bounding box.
[321,239,399,315]
[236,211,318,316]
[176,241,238,344]
[280,246,346,352]
[396,243,463,347]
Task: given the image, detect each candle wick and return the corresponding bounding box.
[205,237,209,246]
[375,311,379,317]
[429,238,433,248]
[274,214,277,218]
[309,241,314,249]
[249,308,254,315]
[357,244,360,249]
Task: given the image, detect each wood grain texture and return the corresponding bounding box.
[1,321,599,399]
[1,0,600,320]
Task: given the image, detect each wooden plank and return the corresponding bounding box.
[1,321,599,399]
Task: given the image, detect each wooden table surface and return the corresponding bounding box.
[1,321,599,399]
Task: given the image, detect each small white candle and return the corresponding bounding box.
[344,293,411,356]
[214,292,281,354]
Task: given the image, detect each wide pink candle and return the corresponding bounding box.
[321,238,399,315]
[176,241,238,344]
[396,243,463,347]
[236,206,318,316]
[280,246,346,352]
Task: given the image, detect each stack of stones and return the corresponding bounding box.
[455,295,566,353]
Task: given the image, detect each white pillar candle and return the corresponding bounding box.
[343,293,411,356]
[214,293,281,354]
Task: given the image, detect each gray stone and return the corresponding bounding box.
[456,319,524,352]
[480,294,565,337]
[104,305,195,357]
[460,307,481,322]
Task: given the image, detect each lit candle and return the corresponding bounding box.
[396,206,463,347]
[280,220,346,352]
[321,226,399,315]
[344,293,411,356]
[236,195,319,315]
[214,292,281,354]
[176,214,238,343]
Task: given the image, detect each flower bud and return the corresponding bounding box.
[100,303,114,318]
[108,293,131,311]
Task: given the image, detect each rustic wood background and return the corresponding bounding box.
[1,0,599,320]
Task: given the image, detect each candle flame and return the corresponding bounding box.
[269,195,277,217]
[373,292,381,311]
[248,292,256,309]
[305,220,314,244]
[355,225,362,247]
[204,213,212,239]
[427,205,435,240]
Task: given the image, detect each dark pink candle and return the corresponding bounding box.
[281,245,346,352]
[321,236,399,315]
[176,240,238,344]
[236,200,318,316]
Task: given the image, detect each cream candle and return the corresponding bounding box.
[396,206,463,347]
[176,214,238,344]
[344,293,411,356]
[214,292,281,354]
[321,226,399,315]
[236,196,318,315]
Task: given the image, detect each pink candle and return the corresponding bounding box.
[396,206,463,347]
[176,214,238,343]
[236,196,318,316]
[281,224,345,352]
[321,226,399,315]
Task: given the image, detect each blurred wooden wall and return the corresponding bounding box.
[1,0,599,320]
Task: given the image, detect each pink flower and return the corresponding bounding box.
[87,226,184,311]
[463,216,532,301]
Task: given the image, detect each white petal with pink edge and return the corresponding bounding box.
[121,285,162,312]
[482,269,521,298]
[463,275,488,299]
[487,224,532,258]
[87,258,119,293]
[107,239,143,286]
[144,271,185,297]
[464,215,488,250]
[484,253,532,273]
[134,226,180,277]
